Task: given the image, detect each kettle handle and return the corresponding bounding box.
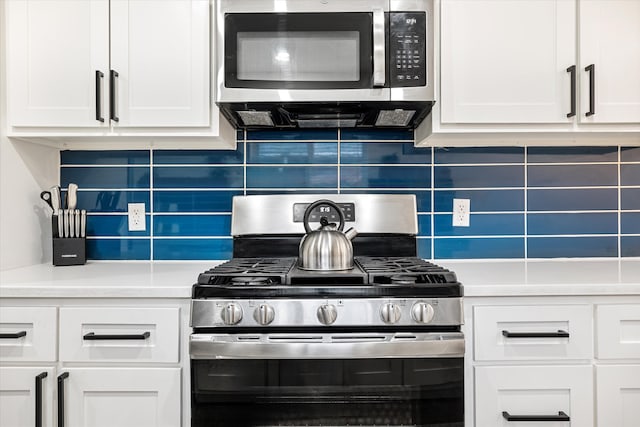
[303,199,345,233]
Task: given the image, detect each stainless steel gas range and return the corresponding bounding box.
[189,194,464,427]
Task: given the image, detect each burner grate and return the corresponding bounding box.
[355,257,458,285]
[197,257,296,285]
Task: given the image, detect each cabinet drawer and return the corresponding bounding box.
[474,305,592,361]
[596,365,640,426]
[596,304,640,359]
[0,307,57,362]
[60,368,180,427]
[59,307,179,363]
[475,365,593,427]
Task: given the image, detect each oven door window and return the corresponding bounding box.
[225,13,374,89]
[191,358,463,427]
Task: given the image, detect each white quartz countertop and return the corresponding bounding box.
[0,262,215,298]
[0,259,639,299]
[439,258,640,296]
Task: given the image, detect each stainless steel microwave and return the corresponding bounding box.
[215,0,435,130]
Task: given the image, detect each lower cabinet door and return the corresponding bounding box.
[475,365,593,427]
[596,365,640,427]
[0,367,55,427]
[59,368,180,427]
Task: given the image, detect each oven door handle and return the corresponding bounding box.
[372,8,386,87]
[190,332,464,359]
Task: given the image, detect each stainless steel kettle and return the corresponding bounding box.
[299,199,358,271]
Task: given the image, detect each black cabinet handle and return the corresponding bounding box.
[109,70,120,122]
[503,411,570,422]
[83,331,150,340]
[566,65,576,118]
[585,63,595,117]
[57,372,69,427]
[502,330,570,338]
[95,70,104,122]
[35,372,47,427]
[0,331,27,339]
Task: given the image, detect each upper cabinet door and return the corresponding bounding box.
[440,0,576,124]
[6,0,110,127]
[109,0,210,127]
[579,0,640,124]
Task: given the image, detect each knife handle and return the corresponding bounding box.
[63,210,70,238]
[80,210,87,238]
[57,210,64,238]
[74,210,81,238]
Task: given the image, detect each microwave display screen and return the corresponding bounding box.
[237,31,360,82]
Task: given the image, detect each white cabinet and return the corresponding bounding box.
[5,0,219,139]
[109,0,210,127]
[435,0,640,137]
[59,307,179,363]
[579,0,640,124]
[596,365,640,427]
[467,297,640,427]
[474,304,592,361]
[475,365,593,427]
[595,304,640,426]
[0,307,57,362]
[0,302,185,427]
[440,0,576,124]
[0,367,56,427]
[59,368,180,427]
[596,303,640,359]
[5,0,110,128]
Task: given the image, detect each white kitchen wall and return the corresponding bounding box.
[0,1,59,270]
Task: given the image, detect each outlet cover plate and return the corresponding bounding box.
[452,198,470,227]
[127,203,146,231]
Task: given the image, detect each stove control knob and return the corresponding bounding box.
[380,303,402,324]
[317,304,338,325]
[220,303,243,325]
[253,304,275,325]
[411,302,435,324]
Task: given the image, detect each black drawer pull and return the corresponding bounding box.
[503,411,570,422]
[502,330,570,338]
[95,70,104,122]
[566,65,576,118]
[35,372,48,427]
[58,372,69,427]
[0,331,27,339]
[83,331,150,340]
[585,63,595,117]
[109,69,120,122]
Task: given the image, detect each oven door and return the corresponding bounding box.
[190,332,464,427]
[216,0,389,103]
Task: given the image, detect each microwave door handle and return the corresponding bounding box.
[372,8,386,87]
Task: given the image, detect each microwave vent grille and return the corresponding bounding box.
[375,109,416,127]
[237,111,275,127]
[297,119,358,128]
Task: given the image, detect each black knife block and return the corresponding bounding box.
[52,217,86,266]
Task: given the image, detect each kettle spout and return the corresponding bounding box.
[344,227,358,241]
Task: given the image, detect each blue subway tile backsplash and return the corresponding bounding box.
[60,135,640,261]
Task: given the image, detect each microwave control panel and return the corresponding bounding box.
[390,12,427,87]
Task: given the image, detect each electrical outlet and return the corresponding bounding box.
[128,203,146,231]
[452,198,470,227]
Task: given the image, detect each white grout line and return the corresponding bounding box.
[149,148,154,261]
[524,147,529,259]
[431,145,435,260]
[243,129,248,196]
[618,146,622,259]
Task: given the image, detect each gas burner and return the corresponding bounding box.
[390,275,417,285]
[231,276,270,285]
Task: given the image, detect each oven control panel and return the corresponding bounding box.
[293,203,355,223]
[191,298,462,328]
